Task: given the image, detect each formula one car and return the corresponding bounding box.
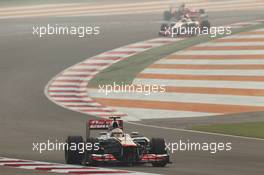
[159,4,210,37]
[65,117,170,167]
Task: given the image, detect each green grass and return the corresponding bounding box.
[88,23,264,88]
[191,122,264,139]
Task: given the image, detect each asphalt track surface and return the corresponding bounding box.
[1,10,264,175]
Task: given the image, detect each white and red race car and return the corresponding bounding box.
[65,117,170,167]
[160,5,211,37]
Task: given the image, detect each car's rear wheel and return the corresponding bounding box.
[150,138,168,167]
[65,136,83,164]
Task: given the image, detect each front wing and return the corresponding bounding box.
[90,153,170,164]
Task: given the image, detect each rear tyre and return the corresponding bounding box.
[150,138,168,167]
[65,136,83,164]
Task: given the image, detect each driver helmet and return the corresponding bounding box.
[181,17,187,22]
[111,128,123,138]
[180,3,185,8]
[108,121,119,131]
[199,9,205,14]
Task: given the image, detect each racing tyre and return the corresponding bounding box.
[200,20,211,32]
[160,23,168,31]
[65,136,83,164]
[150,138,168,167]
[82,137,99,166]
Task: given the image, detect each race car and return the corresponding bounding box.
[64,117,170,167]
[160,17,201,37]
[159,4,211,37]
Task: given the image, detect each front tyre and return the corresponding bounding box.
[82,137,99,166]
[160,23,169,31]
[150,138,168,167]
[200,20,211,33]
[65,136,83,164]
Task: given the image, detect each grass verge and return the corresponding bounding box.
[191,122,264,139]
[88,23,264,88]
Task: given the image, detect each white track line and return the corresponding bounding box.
[0,0,263,19]
[45,36,180,120]
[0,157,158,175]
[134,78,264,89]
[199,42,264,46]
[224,34,264,39]
[126,122,264,142]
[141,68,264,76]
[44,20,264,146]
[157,59,264,65]
[88,89,264,107]
[176,50,264,55]
[109,107,219,121]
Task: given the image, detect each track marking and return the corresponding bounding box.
[157,59,264,65]
[188,46,264,50]
[45,35,192,118]
[141,68,264,76]
[44,20,264,147]
[165,54,264,59]
[126,121,264,142]
[150,64,264,69]
[0,0,263,19]
[93,98,264,114]
[120,27,264,123]
[0,157,157,175]
[137,73,264,81]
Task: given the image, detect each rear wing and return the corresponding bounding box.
[86,119,123,138]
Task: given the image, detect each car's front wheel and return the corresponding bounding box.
[200,20,211,33]
[65,136,83,164]
[150,138,168,167]
[82,137,99,166]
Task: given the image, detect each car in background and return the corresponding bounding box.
[159,4,211,37]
